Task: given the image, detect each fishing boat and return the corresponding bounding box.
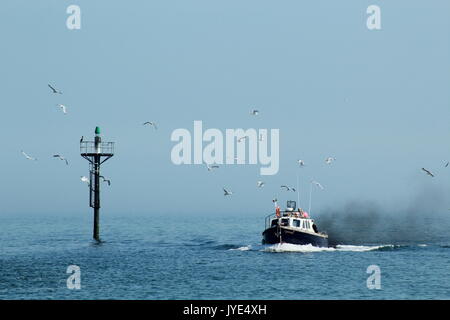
[262,200,329,247]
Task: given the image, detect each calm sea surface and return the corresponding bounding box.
[1,212,449,299]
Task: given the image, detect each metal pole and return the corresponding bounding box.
[93,135,101,242]
[308,181,313,214]
[81,126,114,242]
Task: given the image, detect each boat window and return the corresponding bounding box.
[271,219,279,227]
[302,221,306,228]
[281,218,290,226]
[287,200,296,211]
[293,219,300,227]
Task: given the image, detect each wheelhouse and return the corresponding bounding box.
[265,200,322,234]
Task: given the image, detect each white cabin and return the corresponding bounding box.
[270,216,318,234]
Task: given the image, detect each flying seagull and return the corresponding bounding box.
[281,185,291,191]
[100,176,111,186]
[250,109,259,116]
[311,180,325,190]
[56,104,67,114]
[297,159,306,167]
[325,157,336,164]
[48,84,62,94]
[257,181,265,188]
[445,161,449,168]
[238,136,248,143]
[53,154,69,165]
[206,163,219,171]
[143,122,157,130]
[223,187,233,196]
[80,176,90,186]
[421,168,435,177]
[21,150,37,161]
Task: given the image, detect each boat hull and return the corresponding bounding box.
[262,226,329,247]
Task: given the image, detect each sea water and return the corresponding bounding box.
[0,212,449,299]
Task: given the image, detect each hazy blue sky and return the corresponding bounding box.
[1,1,449,216]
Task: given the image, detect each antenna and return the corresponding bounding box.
[296,171,300,208]
[80,127,114,242]
[308,181,313,214]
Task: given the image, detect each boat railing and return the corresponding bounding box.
[265,211,314,228]
[264,212,328,236]
[264,213,275,230]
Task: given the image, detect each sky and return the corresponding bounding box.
[0,0,449,217]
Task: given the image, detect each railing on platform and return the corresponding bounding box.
[80,141,114,155]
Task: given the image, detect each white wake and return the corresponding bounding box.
[262,243,394,253]
[229,245,252,251]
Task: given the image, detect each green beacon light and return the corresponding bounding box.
[95,126,101,135]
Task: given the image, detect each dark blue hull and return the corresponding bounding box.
[262,226,329,247]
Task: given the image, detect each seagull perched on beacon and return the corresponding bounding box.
[80,176,90,186]
[223,188,233,196]
[21,151,37,161]
[56,104,67,114]
[53,154,69,165]
[421,168,435,177]
[48,84,62,94]
[143,122,157,130]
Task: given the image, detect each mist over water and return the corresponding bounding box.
[316,185,450,246]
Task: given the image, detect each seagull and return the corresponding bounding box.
[143,122,157,130]
[48,84,62,94]
[257,181,265,188]
[238,136,248,143]
[80,176,90,186]
[250,109,259,116]
[56,104,67,114]
[421,168,435,177]
[53,154,69,165]
[445,161,449,168]
[205,163,219,171]
[297,159,306,167]
[325,157,336,164]
[281,185,291,191]
[80,136,84,143]
[223,187,233,196]
[100,176,111,186]
[311,180,325,190]
[21,150,37,161]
